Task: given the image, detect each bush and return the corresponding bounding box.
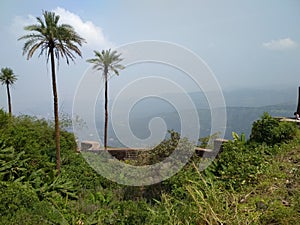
[133,130,181,165]
[0,143,27,182]
[0,109,9,127]
[250,112,297,145]
[206,138,268,190]
[0,112,78,174]
[0,181,39,219]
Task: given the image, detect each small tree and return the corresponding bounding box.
[0,67,17,116]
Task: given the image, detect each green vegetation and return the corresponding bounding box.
[1,7,297,225]
[250,112,297,145]
[86,49,124,150]
[18,10,85,174]
[0,110,300,224]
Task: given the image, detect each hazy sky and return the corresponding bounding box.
[0,0,299,116]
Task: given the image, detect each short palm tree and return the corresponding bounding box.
[87,49,124,150]
[0,67,17,116]
[18,11,85,174]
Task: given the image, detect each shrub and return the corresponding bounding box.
[0,109,9,127]
[134,130,181,165]
[0,143,27,182]
[0,181,39,219]
[207,138,267,190]
[250,112,297,145]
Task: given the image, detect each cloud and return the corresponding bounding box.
[53,7,113,49]
[263,38,298,51]
[11,15,36,36]
[12,7,113,50]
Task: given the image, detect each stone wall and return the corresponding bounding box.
[81,139,228,161]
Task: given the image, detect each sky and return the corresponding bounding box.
[0,0,300,116]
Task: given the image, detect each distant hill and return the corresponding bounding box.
[97,103,296,147]
[222,88,296,107]
[58,88,299,147]
[225,103,296,138]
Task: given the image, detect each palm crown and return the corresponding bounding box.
[18,11,85,63]
[0,67,17,86]
[87,49,124,76]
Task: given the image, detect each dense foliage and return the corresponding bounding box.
[0,109,300,224]
[250,112,297,145]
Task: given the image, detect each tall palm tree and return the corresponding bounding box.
[87,49,124,150]
[0,67,17,116]
[18,11,85,174]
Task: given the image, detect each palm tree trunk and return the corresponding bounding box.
[6,83,12,116]
[297,86,300,114]
[104,70,108,150]
[50,47,61,174]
